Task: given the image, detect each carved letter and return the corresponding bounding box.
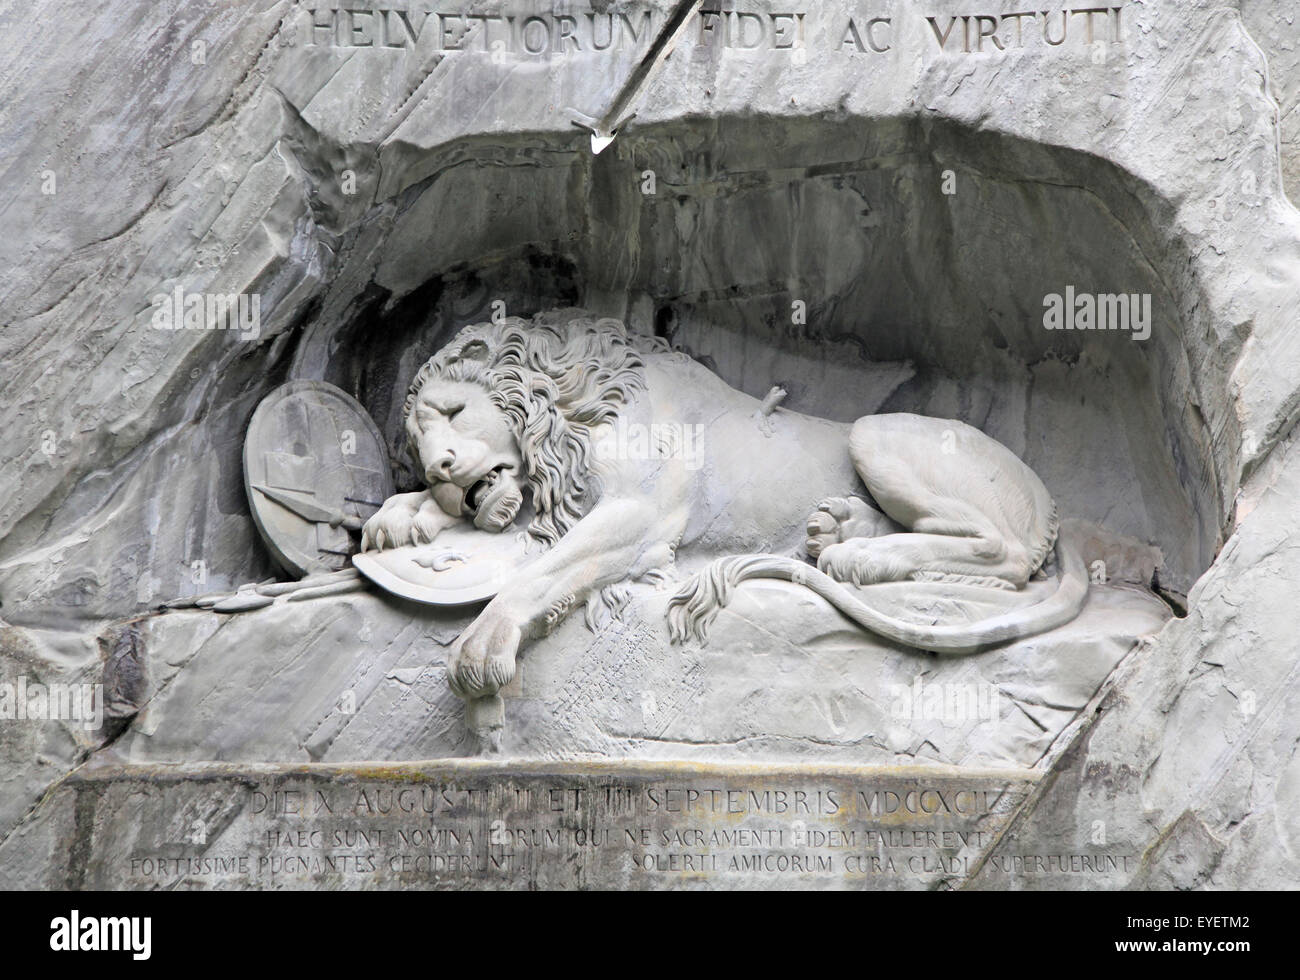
[840,18,867,53]
[926,16,960,50]
[307,8,337,47]
[866,17,891,52]
[974,15,1004,51]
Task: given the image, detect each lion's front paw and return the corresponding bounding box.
[360,491,430,551]
[446,609,522,700]
[805,496,892,559]
[361,508,414,552]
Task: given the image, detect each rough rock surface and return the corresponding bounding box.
[107,575,1168,768]
[968,425,1300,890]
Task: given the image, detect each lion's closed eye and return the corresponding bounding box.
[418,403,462,424]
[428,403,464,423]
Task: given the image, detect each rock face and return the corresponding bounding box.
[106,575,1168,768]
[0,0,1298,890]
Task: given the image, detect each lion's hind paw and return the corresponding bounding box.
[805,496,889,559]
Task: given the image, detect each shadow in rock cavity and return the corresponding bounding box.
[318,115,1225,598]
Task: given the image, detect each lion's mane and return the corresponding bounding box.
[404,309,652,546]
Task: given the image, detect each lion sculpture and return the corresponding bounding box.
[361,309,1087,703]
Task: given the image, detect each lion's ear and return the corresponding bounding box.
[458,339,490,363]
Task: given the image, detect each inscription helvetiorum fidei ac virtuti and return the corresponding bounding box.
[1,0,1298,890]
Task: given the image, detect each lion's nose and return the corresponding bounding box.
[426,449,455,481]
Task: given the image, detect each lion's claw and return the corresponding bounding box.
[360,490,442,553]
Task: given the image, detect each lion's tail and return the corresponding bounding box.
[667,538,1088,655]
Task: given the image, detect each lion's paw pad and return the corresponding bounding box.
[805,497,882,559]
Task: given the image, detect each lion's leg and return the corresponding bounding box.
[836,416,1034,587]
[815,489,1032,587]
[447,496,678,701]
[848,415,983,530]
[817,522,1032,588]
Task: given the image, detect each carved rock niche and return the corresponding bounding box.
[86,115,1236,771]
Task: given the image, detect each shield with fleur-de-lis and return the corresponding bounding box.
[353,523,536,606]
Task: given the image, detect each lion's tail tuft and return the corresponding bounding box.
[668,554,807,643]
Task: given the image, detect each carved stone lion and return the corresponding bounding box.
[362,309,1087,702]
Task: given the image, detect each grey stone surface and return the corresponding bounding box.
[0,0,1298,888]
[1240,1,1300,201]
[104,571,1166,769]
[967,424,1300,890]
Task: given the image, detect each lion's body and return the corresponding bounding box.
[599,352,1058,588]
[363,311,1087,699]
[606,353,863,562]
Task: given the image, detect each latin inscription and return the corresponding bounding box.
[48,764,1132,889]
[298,5,1129,57]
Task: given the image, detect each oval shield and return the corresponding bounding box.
[244,380,394,577]
[352,524,535,606]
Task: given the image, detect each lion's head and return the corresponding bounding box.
[403,309,650,545]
